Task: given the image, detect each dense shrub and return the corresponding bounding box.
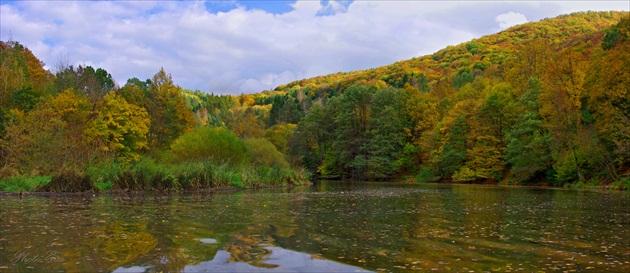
[245,138,290,168]
[170,127,249,166]
[39,170,97,192]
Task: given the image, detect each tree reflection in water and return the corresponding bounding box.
[2,183,629,272]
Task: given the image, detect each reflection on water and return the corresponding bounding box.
[184,246,372,273]
[1,182,629,272]
[113,246,373,273]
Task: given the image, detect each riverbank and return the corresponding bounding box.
[0,158,311,194]
[494,177,630,192]
[0,184,310,197]
[406,174,630,192]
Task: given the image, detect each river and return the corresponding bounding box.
[1,181,628,272]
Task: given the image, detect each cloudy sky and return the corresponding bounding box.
[1,1,628,94]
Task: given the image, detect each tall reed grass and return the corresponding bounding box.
[82,157,311,192]
[0,175,51,192]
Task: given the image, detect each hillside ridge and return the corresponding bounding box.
[269,11,627,98]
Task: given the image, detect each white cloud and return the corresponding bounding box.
[553,1,630,14]
[495,11,529,30]
[1,0,628,94]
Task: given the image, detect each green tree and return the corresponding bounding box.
[505,78,553,183]
[267,94,303,127]
[452,69,475,89]
[55,65,114,104]
[439,115,468,178]
[334,85,374,179]
[125,77,151,92]
[289,103,337,173]
[601,16,628,50]
[145,68,195,148]
[365,87,408,179]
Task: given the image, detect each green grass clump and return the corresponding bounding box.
[111,157,178,191]
[0,175,51,192]
[611,177,630,191]
[211,163,243,188]
[414,167,440,182]
[86,159,124,191]
[175,161,215,190]
[94,180,113,192]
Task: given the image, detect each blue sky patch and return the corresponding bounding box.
[240,0,296,14]
[43,37,56,47]
[318,0,353,16]
[204,0,239,13]
[204,0,297,14]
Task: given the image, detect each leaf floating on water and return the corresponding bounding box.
[199,238,217,244]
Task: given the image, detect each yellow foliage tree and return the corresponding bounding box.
[2,89,94,174]
[263,123,297,155]
[85,92,150,162]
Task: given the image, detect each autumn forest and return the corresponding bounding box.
[0,11,628,192]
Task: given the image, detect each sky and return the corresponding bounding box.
[1,1,628,95]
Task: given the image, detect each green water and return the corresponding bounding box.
[1,182,628,272]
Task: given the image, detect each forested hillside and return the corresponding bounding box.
[0,11,628,191]
[252,11,630,187]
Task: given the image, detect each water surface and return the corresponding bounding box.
[1,182,628,272]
